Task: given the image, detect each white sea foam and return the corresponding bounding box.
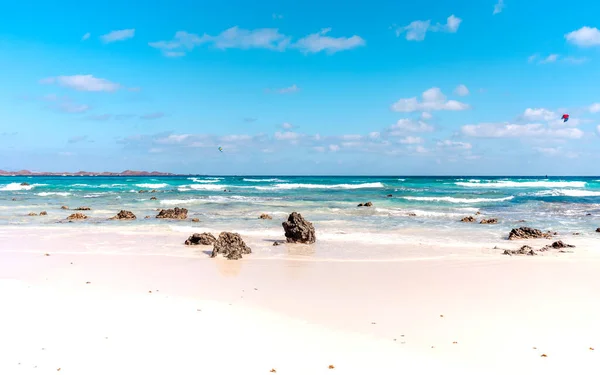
[161,198,204,205]
[179,184,227,191]
[534,189,600,197]
[0,183,46,191]
[254,182,384,190]
[401,196,514,203]
[135,183,168,189]
[398,179,406,181]
[36,192,72,197]
[188,177,223,183]
[243,178,286,182]
[456,180,586,188]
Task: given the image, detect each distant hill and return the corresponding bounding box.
[0,169,177,176]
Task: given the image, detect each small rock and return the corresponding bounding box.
[185,232,216,246]
[282,212,316,244]
[156,207,188,220]
[144,216,151,219]
[191,218,200,222]
[20,182,30,186]
[151,190,157,193]
[27,212,38,216]
[74,207,91,211]
[211,232,251,260]
[11,198,17,201]
[475,211,481,215]
[407,212,417,217]
[549,240,575,249]
[111,210,136,220]
[67,213,87,220]
[328,365,335,369]
[259,213,272,220]
[150,197,157,200]
[596,228,600,233]
[138,190,148,193]
[503,245,536,256]
[573,232,580,235]
[387,194,393,197]
[61,206,69,210]
[39,211,47,216]
[480,218,498,224]
[460,216,476,223]
[357,202,373,207]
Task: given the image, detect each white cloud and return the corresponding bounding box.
[421,112,432,120]
[155,134,191,144]
[529,53,588,64]
[453,84,469,96]
[415,146,428,153]
[340,134,362,141]
[100,29,135,43]
[220,134,252,142]
[268,84,299,94]
[523,108,555,121]
[313,146,326,152]
[565,26,600,47]
[399,136,423,144]
[368,132,380,139]
[274,131,301,141]
[527,54,538,63]
[391,87,469,112]
[328,144,340,152]
[589,103,600,113]
[281,122,294,130]
[81,32,90,41]
[562,56,589,64]
[396,15,462,41]
[534,147,560,156]
[436,140,472,149]
[493,0,505,15]
[40,75,120,92]
[294,28,365,54]
[541,54,559,64]
[388,118,434,134]
[596,125,600,135]
[461,123,584,139]
[150,27,364,56]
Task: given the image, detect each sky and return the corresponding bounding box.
[1,0,600,175]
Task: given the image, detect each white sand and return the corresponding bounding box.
[0,226,599,374]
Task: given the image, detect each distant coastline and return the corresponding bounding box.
[0,169,179,177]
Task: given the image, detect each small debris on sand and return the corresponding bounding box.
[328,365,335,369]
[44,253,50,256]
[270,369,277,373]
[590,347,595,351]
[440,314,444,318]
[453,341,458,344]
[541,354,547,358]
[85,281,91,284]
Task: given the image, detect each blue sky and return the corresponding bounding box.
[1,0,600,175]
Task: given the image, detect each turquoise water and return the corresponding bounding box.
[2,176,600,238]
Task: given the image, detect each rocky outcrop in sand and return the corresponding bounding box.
[27,212,37,216]
[460,216,476,223]
[596,228,600,233]
[67,213,87,220]
[357,202,373,207]
[111,210,136,220]
[75,207,91,211]
[185,233,216,246]
[191,218,200,222]
[156,207,188,220]
[211,232,251,260]
[502,240,575,256]
[508,227,552,240]
[282,212,316,244]
[20,182,30,186]
[150,196,157,200]
[39,211,47,216]
[480,218,498,224]
[259,213,272,220]
[503,245,536,256]
[61,206,69,210]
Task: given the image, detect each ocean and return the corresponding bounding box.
[2,176,599,258]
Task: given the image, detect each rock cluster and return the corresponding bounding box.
[185,232,216,246]
[503,241,575,256]
[67,213,87,220]
[74,207,91,211]
[40,211,47,216]
[357,202,373,207]
[156,207,188,220]
[211,232,251,260]
[27,212,37,216]
[282,212,316,244]
[20,182,30,186]
[503,245,536,256]
[508,227,553,240]
[259,213,272,220]
[111,210,136,220]
[150,197,157,200]
[61,206,69,210]
[191,218,200,222]
[460,216,476,222]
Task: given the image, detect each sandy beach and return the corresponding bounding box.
[1,224,599,374]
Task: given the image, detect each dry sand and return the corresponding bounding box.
[0,226,599,374]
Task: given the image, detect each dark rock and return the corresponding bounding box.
[150,197,157,200]
[11,198,17,201]
[61,206,69,210]
[407,212,417,217]
[387,194,393,197]
[549,241,575,249]
[460,216,476,223]
[185,232,216,246]
[211,232,251,260]
[573,232,580,235]
[480,218,498,224]
[111,210,136,220]
[151,190,157,193]
[475,211,481,215]
[517,220,526,223]
[27,212,38,216]
[39,211,47,216]
[138,190,148,193]
[259,213,272,220]
[67,213,87,220]
[273,241,285,246]
[20,182,30,186]
[596,228,600,233]
[508,227,552,240]
[358,202,373,207]
[191,218,200,222]
[282,212,316,244]
[587,213,592,216]
[156,207,188,220]
[74,207,91,211]
[144,216,151,219]
[503,245,536,256]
